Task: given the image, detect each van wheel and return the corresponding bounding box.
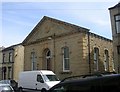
[41,88,47,92]
[18,87,23,92]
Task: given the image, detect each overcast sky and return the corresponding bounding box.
[1,0,120,47]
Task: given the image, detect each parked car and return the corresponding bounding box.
[0,79,18,91]
[0,83,14,92]
[48,73,120,92]
[18,70,60,92]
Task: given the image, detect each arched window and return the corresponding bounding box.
[43,48,52,70]
[104,50,109,71]
[45,49,51,70]
[94,47,99,71]
[62,47,70,71]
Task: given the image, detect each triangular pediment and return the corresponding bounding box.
[22,16,89,45]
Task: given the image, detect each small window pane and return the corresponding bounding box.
[9,52,12,62]
[3,54,5,63]
[115,15,120,20]
[117,46,120,54]
[94,48,99,62]
[115,15,120,33]
[105,50,109,61]
[63,47,70,71]
[31,52,36,70]
[64,48,69,58]
[64,59,69,70]
[116,22,120,33]
[94,48,99,71]
[94,53,97,61]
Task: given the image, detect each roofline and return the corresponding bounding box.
[2,43,22,52]
[109,2,120,10]
[89,32,112,42]
[22,16,46,44]
[44,16,90,31]
[22,16,112,45]
[22,16,89,45]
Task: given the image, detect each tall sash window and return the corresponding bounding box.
[62,47,70,71]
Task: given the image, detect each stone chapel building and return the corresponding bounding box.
[22,16,113,79]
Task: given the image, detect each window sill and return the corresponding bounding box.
[2,62,14,64]
[60,71,72,74]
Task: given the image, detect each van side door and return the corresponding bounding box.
[36,74,45,90]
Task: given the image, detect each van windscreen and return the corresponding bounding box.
[44,75,59,81]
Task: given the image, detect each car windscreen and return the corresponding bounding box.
[43,75,59,81]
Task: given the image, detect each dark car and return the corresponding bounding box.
[48,73,120,92]
[0,80,18,91]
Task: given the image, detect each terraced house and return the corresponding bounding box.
[0,47,5,80]
[23,16,114,79]
[1,44,24,81]
[109,2,120,73]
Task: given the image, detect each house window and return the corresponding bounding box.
[8,67,12,79]
[117,45,120,54]
[62,47,70,71]
[104,50,109,71]
[9,52,12,62]
[94,47,99,71]
[115,14,120,33]
[3,54,5,63]
[2,67,6,80]
[31,52,36,70]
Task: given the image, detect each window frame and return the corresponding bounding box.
[93,47,99,71]
[117,45,120,54]
[115,14,120,34]
[9,52,13,62]
[31,52,36,70]
[3,53,5,63]
[8,67,12,79]
[104,49,109,71]
[62,47,70,72]
[45,49,51,70]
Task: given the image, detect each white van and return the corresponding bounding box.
[18,70,60,92]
